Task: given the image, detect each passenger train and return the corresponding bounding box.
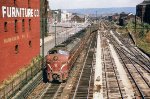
[45,26,97,82]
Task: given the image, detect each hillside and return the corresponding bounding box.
[65,7,136,15]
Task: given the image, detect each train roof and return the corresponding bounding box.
[48,44,69,55]
[54,44,67,50]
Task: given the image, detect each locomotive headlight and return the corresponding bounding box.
[53,56,58,61]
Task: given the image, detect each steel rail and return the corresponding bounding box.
[114,46,146,99]
[101,37,124,98]
[106,33,150,88]
[113,30,150,66]
[106,33,150,73]
[115,47,150,88]
[72,34,95,99]
[87,49,95,98]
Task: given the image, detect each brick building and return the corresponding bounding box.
[136,0,150,24]
[0,0,40,82]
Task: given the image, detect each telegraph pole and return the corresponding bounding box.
[142,5,146,36]
[96,11,97,23]
[42,17,45,70]
[134,15,136,34]
[54,14,57,47]
[41,1,47,70]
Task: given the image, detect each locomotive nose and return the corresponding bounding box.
[52,74,60,80]
[52,74,58,79]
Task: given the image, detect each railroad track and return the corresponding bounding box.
[114,46,150,98]
[101,32,125,99]
[109,31,150,72]
[112,31,150,69]
[101,29,150,74]
[69,32,96,99]
[106,31,150,73]
[38,83,65,99]
[28,82,65,99]
[117,47,150,73]
[36,30,97,99]
[106,34,150,76]
[12,28,88,99]
[12,72,43,99]
[103,29,150,98]
[24,26,98,99]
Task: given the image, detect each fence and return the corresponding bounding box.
[0,58,43,99]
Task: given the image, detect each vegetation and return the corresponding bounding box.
[116,26,128,34]
[117,20,150,54]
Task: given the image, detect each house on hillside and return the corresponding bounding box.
[119,12,128,26]
[71,14,85,23]
[112,13,120,22]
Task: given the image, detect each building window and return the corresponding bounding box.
[4,22,7,32]
[29,19,31,31]
[28,0,31,8]
[22,19,25,32]
[15,20,18,33]
[14,0,16,6]
[29,41,32,47]
[15,45,19,54]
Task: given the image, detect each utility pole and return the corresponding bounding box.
[134,15,136,34]
[42,8,45,70]
[41,0,47,70]
[96,11,97,23]
[54,13,57,47]
[142,5,146,36]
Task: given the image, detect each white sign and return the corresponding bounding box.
[2,6,39,18]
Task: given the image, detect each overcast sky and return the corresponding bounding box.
[49,0,143,9]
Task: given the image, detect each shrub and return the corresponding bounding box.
[146,31,150,43]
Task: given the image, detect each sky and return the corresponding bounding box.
[49,0,143,9]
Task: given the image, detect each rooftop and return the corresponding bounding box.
[139,0,150,5]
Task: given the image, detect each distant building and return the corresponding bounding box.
[120,12,128,18]
[61,11,72,22]
[108,16,113,21]
[52,9,61,23]
[0,0,40,82]
[46,3,53,33]
[112,13,120,22]
[119,12,128,26]
[71,14,85,23]
[47,8,53,24]
[136,0,150,24]
[127,13,135,22]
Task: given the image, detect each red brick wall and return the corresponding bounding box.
[0,0,40,82]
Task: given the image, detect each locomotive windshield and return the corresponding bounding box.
[58,50,69,55]
[48,50,57,54]
[48,49,68,55]
[48,44,68,55]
